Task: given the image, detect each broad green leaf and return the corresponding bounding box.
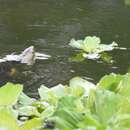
[50,84,66,98]
[108,114,130,129]
[0,108,19,130]
[41,106,55,119]
[38,85,50,100]
[69,36,100,53]
[97,73,124,92]
[115,114,130,128]
[118,73,130,97]
[38,85,59,105]
[49,116,75,130]
[74,99,85,112]
[56,95,85,114]
[20,118,42,130]
[69,77,95,96]
[0,83,23,106]
[118,97,130,114]
[78,114,103,130]
[57,96,77,110]
[86,89,96,112]
[0,107,18,119]
[53,108,83,129]
[18,92,35,106]
[94,90,121,125]
[82,36,100,53]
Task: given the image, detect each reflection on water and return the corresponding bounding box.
[0,0,130,95]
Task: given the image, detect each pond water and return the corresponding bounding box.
[0,0,130,95]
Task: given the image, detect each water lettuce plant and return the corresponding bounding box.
[1,73,130,129]
[69,36,118,62]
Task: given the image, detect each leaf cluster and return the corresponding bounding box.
[69,36,118,63]
[1,73,130,130]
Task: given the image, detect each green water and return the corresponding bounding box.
[0,0,130,95]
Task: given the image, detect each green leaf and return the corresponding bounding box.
[69,39,83,49]
[53,108,83,129]
[18,106,40,117]
[97,73,124,92]
[82,36,100,53]
[57,96,77,110]
[94,90,121,125]
[0,83,23,106]
[0,108,19,130]
[18,92,35,106]
[118,73,130,97]
[0,107,18,119]
[38,85,50,100]
[69,36,100,53]
[86,89,96,112]
[49,116,75,130]
[20,118,42,130]
[100,52,114,64]
[50,84,66,98]
[114,114,130,128]
[78,114,103,130]
[69,53,85,62]
[69,77,95,96]
[41,106,55,119]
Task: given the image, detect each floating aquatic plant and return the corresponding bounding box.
[69,36,118,61]
[1,73,130,129]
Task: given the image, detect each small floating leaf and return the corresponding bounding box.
[69,53,85,62]
[100,52,114,64]
[69,39,83,49]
